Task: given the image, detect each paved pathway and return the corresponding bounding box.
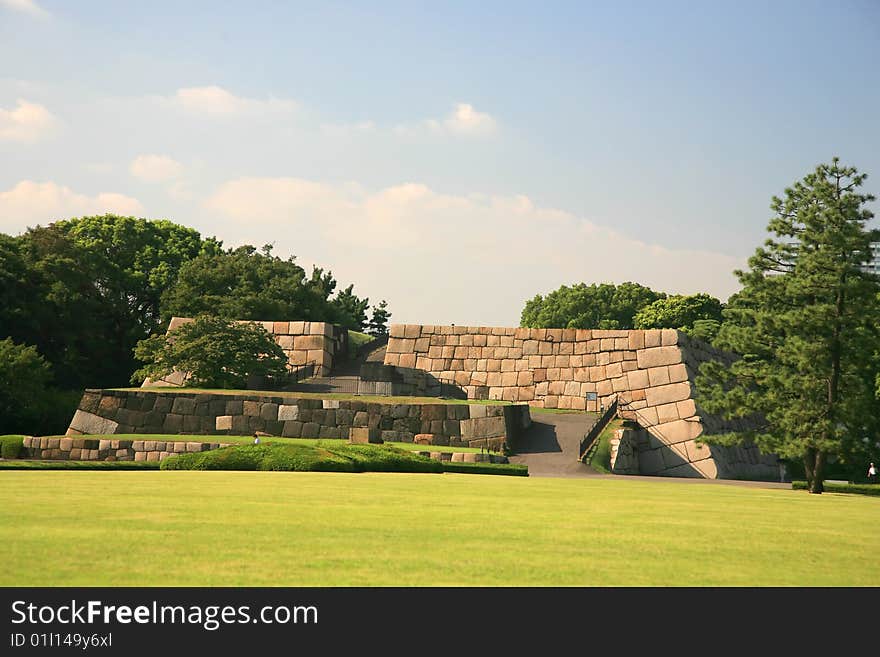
[509,412,599,478]
[510,411,791,489]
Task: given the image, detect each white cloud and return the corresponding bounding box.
[0,0,49,18]
[168,86,297,117]
[0,181,144,232]
[0,99,57,142]
[130,154,183,183]
[204,177,742,326]
[396,102,498,138]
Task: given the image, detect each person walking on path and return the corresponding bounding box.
[868,462,877,484]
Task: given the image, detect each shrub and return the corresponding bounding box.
[791,481,880,497]
[161,444,356,472]
[322,443,442,473]
[0,435,24,459]
[441,462,529,476]
[161,443,444,473]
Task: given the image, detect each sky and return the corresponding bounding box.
[1,0,879,326]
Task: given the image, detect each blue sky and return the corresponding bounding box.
[2,0,878,325]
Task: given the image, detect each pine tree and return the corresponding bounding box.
[367,300,391,337]
[696,159,880,493]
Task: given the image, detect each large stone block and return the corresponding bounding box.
[69,410,119,435]
[626,369,649,390]
[645,382,691,407]
[277,404,299,421]
[349,427,382,444]
[656,402,680,424]
[650,418,703,444]
[636,346,683,369]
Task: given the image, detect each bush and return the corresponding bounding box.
[0,435,24,459]
[323,443,442,473]
[791,481,880,497]
[161,443,445,473]
[441,462,528,476]
[162,444,358,472]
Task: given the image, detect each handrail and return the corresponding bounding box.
[578,396,619,462]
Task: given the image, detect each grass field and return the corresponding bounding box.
[1,471,877,586]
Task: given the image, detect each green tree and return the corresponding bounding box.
[1,216,218,388]
[331,284,370,331]
[367,300,391,337]
[0,338,53,434]
[161,244,340,322]
[520,282,665,329]
[633,293,724,338]
[695,159,880,494]
[132,315,289,389]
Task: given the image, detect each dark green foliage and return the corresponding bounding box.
[162,244,344,323]
[325,443,442,473]
[0,435,24,459]
[331,284,370,331]
[633,293,724,337]
[0,339,54,435]
[160,442,443,473]
[695,159,880,494]
[132,315,290,388]
[0,459,159,470]
[440,462,529,476]
[520,282,665,329]
[0,217,217,389]
[368,300,391,337]
[791,481,880,496]
[688,319,722,343]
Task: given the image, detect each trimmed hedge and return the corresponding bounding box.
[441,462,528,476]
[161,443,444,474]
[0,435,24,459]
[792,481,880,497]
[0,460,160,470]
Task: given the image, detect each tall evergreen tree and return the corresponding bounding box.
[696,159,880,493]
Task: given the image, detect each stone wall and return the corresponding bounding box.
[67,389,531,450]
[609,428,640,475]
[143,317,348,386]
[384,324,777,480]
[21,436,232,462]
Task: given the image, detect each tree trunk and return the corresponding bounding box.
[804,448,825,494]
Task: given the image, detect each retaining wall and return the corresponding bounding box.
[384,324,777,480]
[67,389,531,450]
[20,436,232,462]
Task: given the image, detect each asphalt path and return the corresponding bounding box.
[510,412,790,489]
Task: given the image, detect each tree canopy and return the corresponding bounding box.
[695,159,880,493]
[132,315,289,389]
[634,293,724,341]
[520,282,666,330]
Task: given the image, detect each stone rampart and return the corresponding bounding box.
[384,324,778,480]
[67,389,530,450]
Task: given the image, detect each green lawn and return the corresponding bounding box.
[1,471,876,586]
